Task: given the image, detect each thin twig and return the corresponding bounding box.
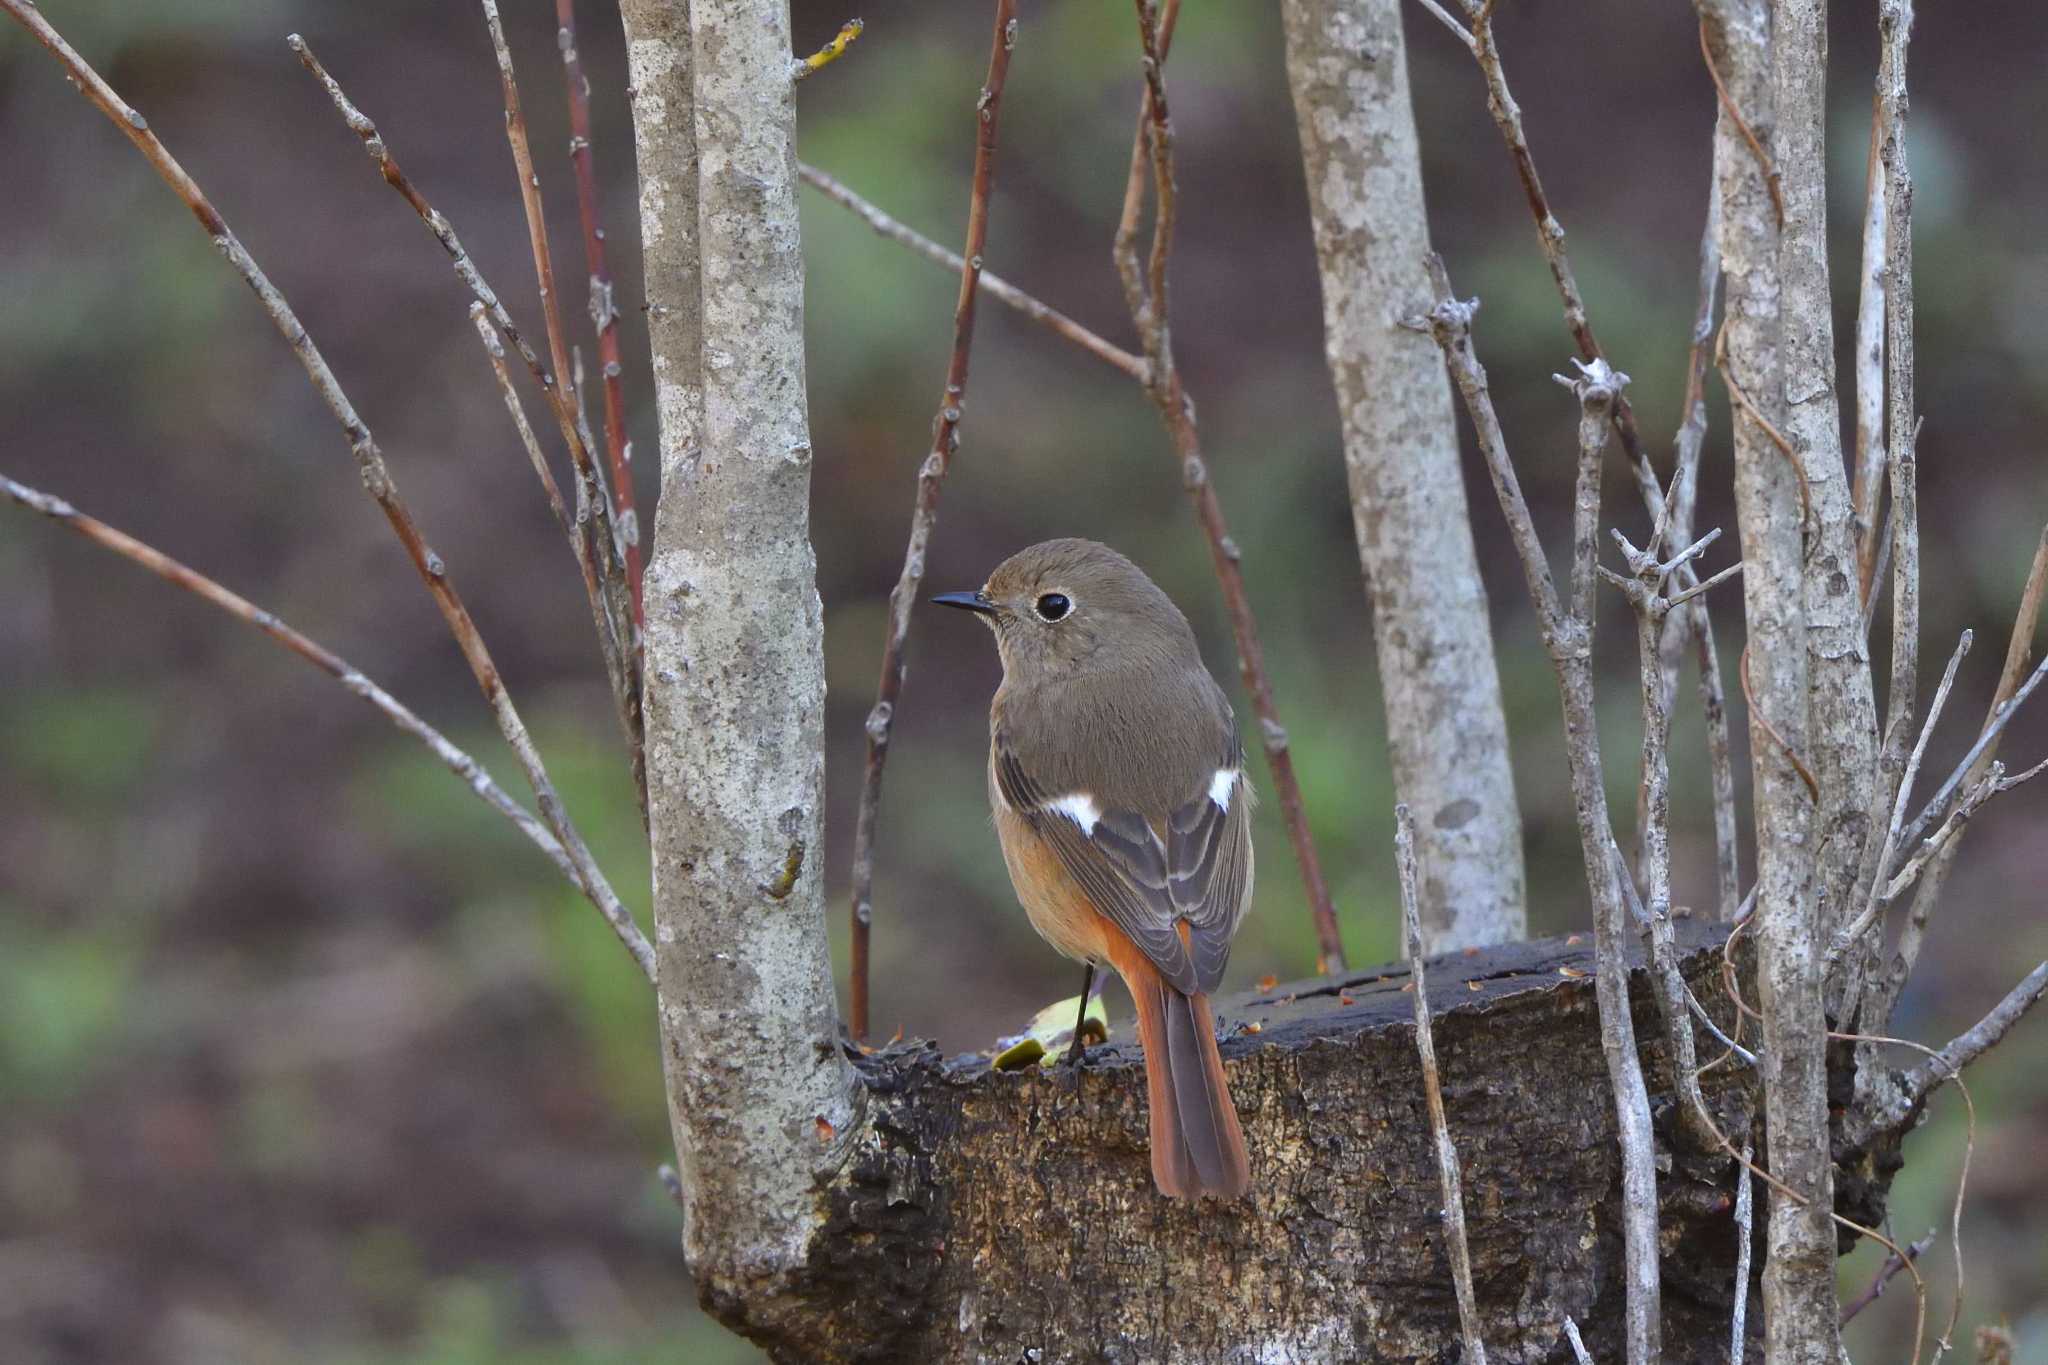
[1831,1027,1978,1354]
[1447,4,1740,928]
[1891,523,2048,987]
[1698,16,1784,226]
[1862,0,1922,1039]
[556,0,646,625]
[1395,806,1486,1365]
[1852,95,1889,600]
[1602,524,1730,1155]
[1841,1232,1935,1326]
[470,308,636,734]
[792,17,865,80]
[1120,0,1346,972]
[1895,651,2048,857]
[476,2,643,705]
[796,163,1148,383]
[1740,644,1821,802]
[1457,1,1662,499]
[1561,1318,1593,1365]
[1660,177,1740,921]
[0,471,605,914]
[1864,963,2047,1140]
[1826,630,1971,968]
[1412,0,1477,50]
[1419,260,1660,1365]
[290,33,646,820]
[846,0,1019,1041]
[2,0,655,983]
[1732,1134,1755,1359]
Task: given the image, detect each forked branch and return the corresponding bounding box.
[0,0,651,983]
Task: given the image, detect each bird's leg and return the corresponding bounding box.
[1064,962,1097,1067]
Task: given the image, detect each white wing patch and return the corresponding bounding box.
[1208,766,1239,812]
[1045,792,1103,837]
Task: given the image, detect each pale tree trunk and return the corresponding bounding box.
[620,0,859,1332]
[1279,0,1528,952]
[1772,0,1879,928]
[1698,1,1841,1361]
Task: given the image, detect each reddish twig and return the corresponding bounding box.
[1455,2,1662,520]
[847,0,1019,1041]
[1741,645,1820,802]
[1121,0,1345,973]
[557,0,646,626]
[290,33,645,821]
[1698,17,1785,226]
[0,472,650,958]
[478,1,647,823]
[1840,1232,1934,1326]
[0,0,652,980]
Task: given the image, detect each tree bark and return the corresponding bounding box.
[1772,0,1878,930]
[1279,0,1527,952]
[1697,2,1841,1361]
[620,0,861,1331]
[687,922,1903,1363]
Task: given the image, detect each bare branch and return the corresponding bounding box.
[1456,2,1661,501]
[1562,1317,1593,1365]
[1875,964,2048,1136]
[1859,0,1922,1041]
[1841,1233,1933,1326]
[471,307,636,741]
[1410,0,1477,50]
[9,515,484,896]
[1122,0,1346,972]
[557,0,647,621]
[1889,521,2048,993]
[1420,259,1660,1364]
[1825,629,1971,970]
[290,33,646,817]
[847,0,1019,1041]
[476,3,643,695]
[796,162,1148,383]
[1603,529,1734,1155]
[0,472,619,927]
[1731,1135,1755,1360]
[1852,98,1889,599]
[1394,806,1486,1365]
[1896,650,2048,856]
[2,0,651,984]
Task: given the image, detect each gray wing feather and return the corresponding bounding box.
[996,729,1249,997]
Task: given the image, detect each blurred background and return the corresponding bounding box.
[2,1,2043,1361]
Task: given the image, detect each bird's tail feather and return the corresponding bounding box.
[1125,960,1250,1200]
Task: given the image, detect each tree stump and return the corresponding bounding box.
[691,919,1854,1363]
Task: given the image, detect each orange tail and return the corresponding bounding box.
[1112,940,1251,1200]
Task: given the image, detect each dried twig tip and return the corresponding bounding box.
[1554,355,1630,403]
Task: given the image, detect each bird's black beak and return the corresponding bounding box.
[931,590,997,616]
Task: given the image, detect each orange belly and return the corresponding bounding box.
[991,800,1112,966]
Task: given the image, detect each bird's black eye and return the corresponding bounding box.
[1034,592,1072,622]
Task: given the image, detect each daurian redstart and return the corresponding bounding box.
[935,538,1253,1200]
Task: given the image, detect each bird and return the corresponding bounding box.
[934,538,1253,1200]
